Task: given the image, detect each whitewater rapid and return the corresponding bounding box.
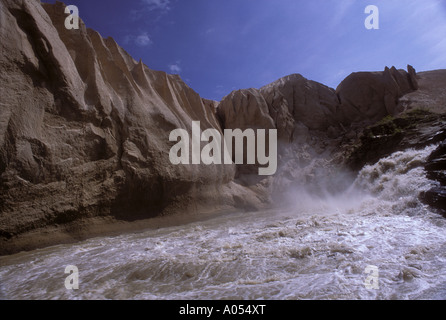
[1,145,446,300]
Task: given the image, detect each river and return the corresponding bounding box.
[1,144,446,300]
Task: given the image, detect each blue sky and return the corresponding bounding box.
[42,0,446,101]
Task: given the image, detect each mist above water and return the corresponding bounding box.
[1,145,446,300]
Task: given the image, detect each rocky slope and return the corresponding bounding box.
[421,140,446,217]
[1,0,444,255]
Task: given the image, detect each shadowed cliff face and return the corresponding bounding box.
[0,0,437,255]
[335,66,418,124]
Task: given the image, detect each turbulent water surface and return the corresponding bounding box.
[1,145,446,300]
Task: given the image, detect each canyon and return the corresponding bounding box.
[1,0,445,255]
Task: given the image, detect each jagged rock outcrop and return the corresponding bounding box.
[218,89,276,133]
[0,0,436,255]
[398,70,446,114]
[341,69,446,215]
[421,140,446,216]
[260,74,340,133]
[216,67,420,192]
[218,66,420,149]
[342,69,446,160]
[217,74,341,144]
[345,109,446,171]
[336,66,419,124]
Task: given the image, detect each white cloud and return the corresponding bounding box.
[205,28,215,35]
[135,32,152,46]
[124,32,153,47]
[214,85,226,96]
[131,0,171,21]
[142,0,170,11]
[168,63,182,74]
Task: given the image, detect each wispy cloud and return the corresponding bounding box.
[214,85,227,97]
[142,0,170,11]
[168,61,182,74]
[124,32,153,47]
[204,28,215,36]
[413,1,446,68]
[388,0,446,69]
[328,0,356,29]
[130,0,171,21]
[135,32,152,46]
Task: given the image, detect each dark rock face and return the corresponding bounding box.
[346,110,446,171]
[336,66,419,124]
[344,110,446,216]
[421,141,446,216]
[398,70,446,114]
[421,188,446,216]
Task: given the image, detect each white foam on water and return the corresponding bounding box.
[1,144,446,300]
